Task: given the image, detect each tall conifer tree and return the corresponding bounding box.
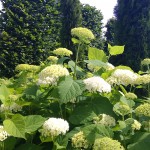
[114,0,150,71]
[60,0,82,52]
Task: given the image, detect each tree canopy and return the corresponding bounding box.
[82,4,104,49]
[114,0,150,71]
[0,0,61,77]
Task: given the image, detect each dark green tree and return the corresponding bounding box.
[114,0,150,71]
[0,0,61,77]
[82,4,104,49]
[60,0,82,52]
[105,17,116,45]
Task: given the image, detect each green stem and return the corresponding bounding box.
[107,54,111,61]
[148,120,150,132]
[122,115,125,121]
[74,43,80,80]
[59,103,63,118]
[1,141,4,150]
[148,83,150,98]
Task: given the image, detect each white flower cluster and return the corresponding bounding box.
[93,114,116,127]
[83,76,111,93]
[71,27,95,41]
[131,120,141,130]
[71,131,89,149]
[107,69,138,86]
[0,103,22,112]
[53,48,73,57]
[38,65,69,86]
[135,74,150,85]
[39,118,69,137]
[93,137,124,150]
[0,125,9,141]
[47,56,58,63]
[105,62,115,70]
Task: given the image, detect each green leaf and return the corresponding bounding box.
[16,143,42,150]
[71,38,79,44]
[69,105,97,124]
[69,96,115,124]
[4,114,26,139]
[128,132,150,150]
[115,65,133,71]
[25,115,46,133]
[0,84,10,103]
[82,124,113,144]
[108,44,125,55]
[88,47,107,62]
[24,85,38,97]
[58,76,83,103]
[68,61,85,76]
[57,57,70,64]
[0,137,16,150]
[84,60,107,68]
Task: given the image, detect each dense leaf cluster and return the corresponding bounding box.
[0,0,62,77]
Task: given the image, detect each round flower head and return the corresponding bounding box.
[38,64,69,86]
[15,64,39,72]
[135,74,150,85]
[105,62,115,70]
[8,94,19,101]
[15,64,31,72]
[71,131,89,149]
[113,103,131,116]
[83,76,111,93]
[93,114,116,127]
[93,137,124,150]
[0,125,9,141]
[106,76,118,85]
[108,69,138,86]
[135,103,150,117]
[53,48,73,57]
[47,56,58,63]
[141,58,150,66]
[125,92,137,100]
[131,120,141,130]
[29,65,40,72]
[39,118,69,137]
[71,27,95,42]
[0,103,22,113]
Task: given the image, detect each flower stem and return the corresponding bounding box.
[59,103,63,118]
[74,43,80,80]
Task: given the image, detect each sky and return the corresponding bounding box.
[80,0,117,25]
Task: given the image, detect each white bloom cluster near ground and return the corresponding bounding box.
[93,137,124,150]
[107,69,138,86]
[38,64,69,86]
[83,76,111,93]
[93,114,116,127]
[39,118,69,137]
[71,131,89,149]
[0,125,9,141]
[135,103,150,117]
[131,120,141,130]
